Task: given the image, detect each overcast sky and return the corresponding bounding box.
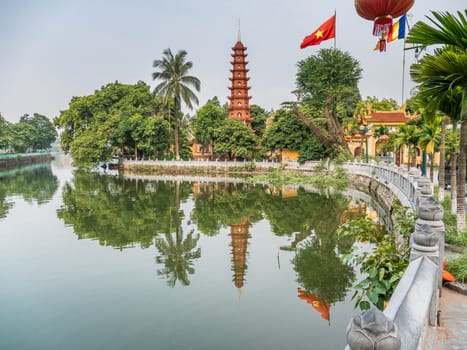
[0,0,464,122]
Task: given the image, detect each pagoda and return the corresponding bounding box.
[228,30,253,127]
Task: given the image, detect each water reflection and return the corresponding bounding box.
[56,172,360,308]
[0,163,58,219]
[155,228,201,287]
[57,171,192,249]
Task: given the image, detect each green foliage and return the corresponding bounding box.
[298,136,330,162]
[292,48,361,157]
[213,119,257,160]
[338,205,414,310]
[250,104,269,137]
[392,203,417,239]
[355,96,399,116]
[1,113,56,153]
[440,195,467,247]
[250,164,349,191]
[445,253,467,283]
[261,108,310,153]
[191,96,228,150]
[152,48,200,160]
[54,81,161,166]
[296,48,362,122]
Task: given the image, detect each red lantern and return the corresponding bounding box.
[355,0,415,50]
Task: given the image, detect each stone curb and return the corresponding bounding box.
[444,281,467,295]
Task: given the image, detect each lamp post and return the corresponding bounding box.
[359,125,372,163]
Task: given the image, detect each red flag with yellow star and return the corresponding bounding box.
[300,15,336,49]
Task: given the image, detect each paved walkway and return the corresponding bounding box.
[433,286,467,349]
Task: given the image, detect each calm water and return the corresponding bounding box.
[0,156,372,350]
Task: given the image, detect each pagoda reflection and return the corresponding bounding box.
[229,218,252,290]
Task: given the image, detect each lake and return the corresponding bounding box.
[0,155,378,350]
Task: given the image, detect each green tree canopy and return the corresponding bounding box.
[54,81,158,166]
[293,48,362,155]
[213,119,257,160]
[191,96,228,154]
[250,104,269,137]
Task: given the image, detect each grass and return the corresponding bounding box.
[445,253,467,283]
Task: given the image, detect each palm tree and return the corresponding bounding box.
[445,125,460,214]
[392,124,419,170]
[407,10,467,231]
[152,49,200,160]
[418,115,442,182]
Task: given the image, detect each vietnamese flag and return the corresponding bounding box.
[300,15,336,49]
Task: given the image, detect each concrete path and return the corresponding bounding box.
[433,286,467,349]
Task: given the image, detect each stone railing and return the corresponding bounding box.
[337,161,444,350]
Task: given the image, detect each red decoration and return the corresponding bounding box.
[355,0,414,42]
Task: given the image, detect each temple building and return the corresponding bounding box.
[346,104,432,166]
[227,30,253,127]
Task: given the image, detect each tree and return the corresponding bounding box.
[355,96,399,116]
[391,124,420,170]
[418,115,442,181]
[213,119,257,160]
[292,48,362,156]
[407,10,467,231]
[0,113,10,151]
[23,113,57,151]
[261,108,310,158]
[191,97,228,159]
[152,48,201,160]
[250,105,269,138]
[54,81,155,166]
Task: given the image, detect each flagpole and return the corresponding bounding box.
[401,39,406,104]
[334,9,337,48]
[401,16,410,105]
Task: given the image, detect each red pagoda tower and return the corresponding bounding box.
[228,30,253,127]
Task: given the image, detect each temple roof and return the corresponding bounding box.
[364,111,415,124]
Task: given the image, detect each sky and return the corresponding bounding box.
[0,0,465,123]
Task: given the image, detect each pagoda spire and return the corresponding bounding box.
[227,30,253,127]
[237,19,241,42]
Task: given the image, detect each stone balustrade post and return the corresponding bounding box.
[346,308,401,350]
[410,197,444,326]
[413,197,444,271]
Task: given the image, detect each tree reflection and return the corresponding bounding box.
[155,228,201,287]
[293,235,355,304]
[57,171,192,249]
[0,164,58,219]
[190,182,264,235]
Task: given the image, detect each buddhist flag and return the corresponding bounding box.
[300,15,336,49]
[387,14,406,43]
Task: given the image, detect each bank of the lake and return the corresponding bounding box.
[0,152,54,169]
